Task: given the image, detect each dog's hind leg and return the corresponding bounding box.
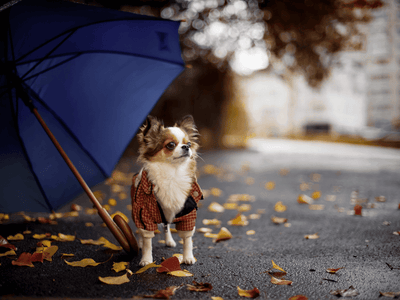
[164,224,176,247]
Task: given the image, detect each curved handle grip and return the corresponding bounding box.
[113,214,139,255]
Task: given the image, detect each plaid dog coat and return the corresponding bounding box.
[131,170,203,232]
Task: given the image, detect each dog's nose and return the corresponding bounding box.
[182,144,189,151]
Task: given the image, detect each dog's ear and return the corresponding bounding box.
[138,115,164,145]
[175,115,199,141]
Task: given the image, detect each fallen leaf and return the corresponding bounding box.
[0,213,10,223]
[7,233,24,241]
[326,195,336,202]
[208,202,225,213]
[112,261,129,272]
[298,194,313,204]
[197,227,213,233]
[61,253,75,259]
[157,256,181,273]
[248,214,261,220]
[143,285,181,299]
[245,177,255,185]
[304,233,319,240]
[379,291,400,298]
[223,202,238,210]
[299,182,310,191]
[204,233,218,238]
[326,267,344,274]
[270,276,293,285]
[210,188,223,197]
[237,286,260,298]
[311,191,321,199]
[354,205,363,216]
[108,198,117,206]
[64,258,103,267]
[85,222,94,227]
[330,286,358,297]
[40,245,58,262]
[136,262,162,274]
[271,260,287,274]
[237,204,252,212]
[0,235,16,250]
[228,214,249,226]
[0,249,16,257]
[265,181,275,190]
[215,227,232,242]
[80,238,105,246]
[289,295,308,300]
[99,272,130,285]
[32,234,48,240]
[211,297,224,300]
[80,237,122,251]
[168,269,193,277]
[203,219,221,226]
[393,231,400,236]
[274,201,287,212]
[375,196,386,202]
[227,194,255,202]
[110,211,129,223]
[310,173,321,182]
[309,204,325,211]
[187,281,213,292]
[12,252,36,267]
[53,233,75,242]
[246,230,256,235]
[271,216,288,224]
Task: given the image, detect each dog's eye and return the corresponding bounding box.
[165,142,176,150]
[187,142,191,148]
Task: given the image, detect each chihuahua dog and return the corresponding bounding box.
[131,115,203,266]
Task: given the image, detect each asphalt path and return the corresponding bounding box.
[1,139,400,299]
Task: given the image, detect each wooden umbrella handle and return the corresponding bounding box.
[32,107,138,255]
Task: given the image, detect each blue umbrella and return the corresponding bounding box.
[0,0,185,253]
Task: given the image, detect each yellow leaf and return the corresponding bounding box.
[271,216,288,224]
[80,238,105,246]
[55,233,75,242]
[237,286,260,298]
[311,191,321,199]
[228,214,248,226]
[0,249,16,257]
[32,234,48,240]
[85,222,94,227]
[271,260,287,273]
[110,211,129,223]
[237,204,252,212]
[98,237,122,251]
[246,230,256,235]
[112,261,129,272]
[42,245,58,262]
[204,233,218,238]
[61,253,75,259]
[210,188,222,197]
[7,233,24,241]
[298,194,313,204]
[208,202,225,213]
[274,201,287,212]
[108,198,117,206]
[223,202,238,210]
[197,227,212,233]
[202,219,221,226]
[304,233,319,239]
[215,227,232,242]
[326,267,344,274]
[135,262,161,274]
[64,258,102,267]
[211,297,224,300]
[265,181,276,190]
[168,270,193,277]
[99,273,130,285]
[270,276,292,285]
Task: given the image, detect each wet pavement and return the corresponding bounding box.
[1,139,400,299]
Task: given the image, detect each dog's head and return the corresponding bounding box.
[137,115,199,164]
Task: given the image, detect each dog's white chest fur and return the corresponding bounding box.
[141,161,192,223]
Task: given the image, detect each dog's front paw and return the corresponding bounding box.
[139,259,153,267]
[182,255,196,265]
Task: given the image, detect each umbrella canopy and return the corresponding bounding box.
[0,0,185,213]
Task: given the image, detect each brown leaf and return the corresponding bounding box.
[379,291,400,298]
[237,286,260,298]
[330,286,358,297]
[143,285,181,299]
[12,252,35,267]
[157,256,181,273]
[187,281,213,292]
[289,295,308,300]
[136,262,161,274]
[354,205,363,216]
[0,235,16,250]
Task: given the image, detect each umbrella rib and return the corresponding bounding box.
[21,83,110,180]
[15,18,182,66]
[8,89,55,212]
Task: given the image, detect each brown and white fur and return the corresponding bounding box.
[135,115,199,266]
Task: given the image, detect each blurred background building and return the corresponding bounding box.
[235,0,400,142]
